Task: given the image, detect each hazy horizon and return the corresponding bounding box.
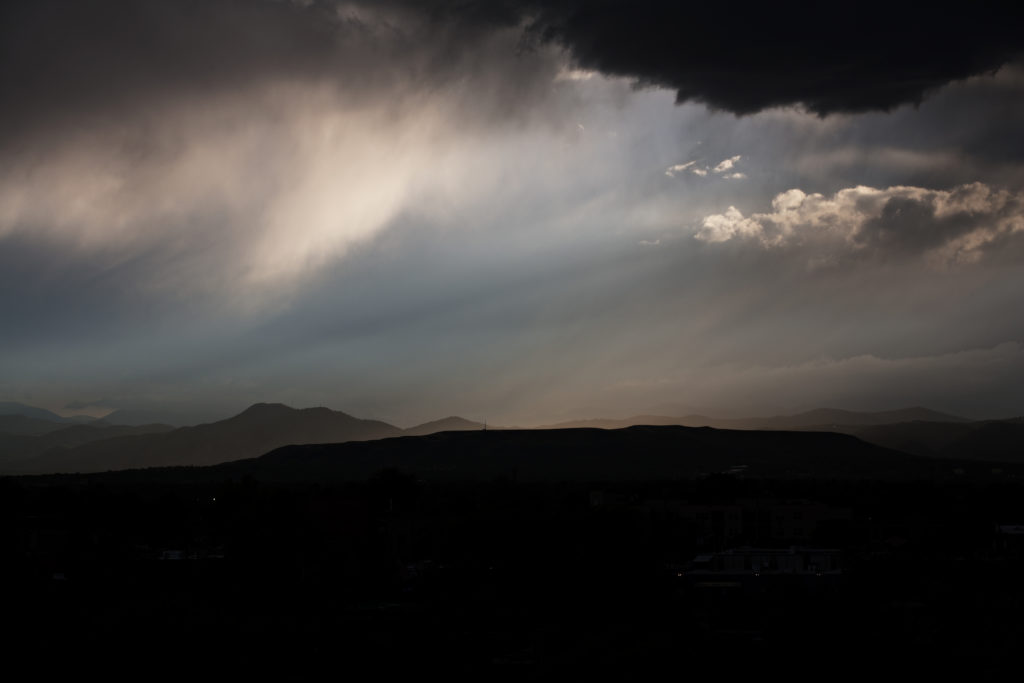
[3,1,1023,427]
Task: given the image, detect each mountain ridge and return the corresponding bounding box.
[538,406,970,431]
[8,403,403,474]
[6,402,1016,476]
[404,416,486,436]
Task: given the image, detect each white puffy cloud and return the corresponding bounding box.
[665,161,697,176]
[712,154,742,173]
[666,158,745,178]
[695,206,763,242]
[696,182,1024,265]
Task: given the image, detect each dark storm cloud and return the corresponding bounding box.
[1,0,327,145]
[4,0,1023,143]
[520,1,1024,114]
[405,0,1024,115]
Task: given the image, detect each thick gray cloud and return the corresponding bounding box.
[0,1,561,146]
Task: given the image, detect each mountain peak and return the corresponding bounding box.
[405,416,485,436]
[233,403,361,422]
[0,401,71,423]
[239,402,295,416]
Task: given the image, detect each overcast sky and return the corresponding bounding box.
[2,0,1023,425]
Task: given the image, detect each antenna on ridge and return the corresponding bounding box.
[483,419,487,432]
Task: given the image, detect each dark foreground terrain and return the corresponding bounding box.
[3,426,1024,677]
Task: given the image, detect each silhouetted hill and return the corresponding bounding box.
[540,407,969,431]
[8,426,1024,677]
[15,403,404,474]
[539,409,1024,465]
[20,423,1024,488]
[11,400,1007,478]
[404,416,486,436]
[207,425,929,483]
[755,407,970,429]
[538,415,682,430]
[829,419,1024,462]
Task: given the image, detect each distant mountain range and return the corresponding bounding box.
[4,403,400,474]
[0,403,491,474]
[0,422,175,467]
[0,402,96,427]
[0,414,76,437]
[2,401,1022,475]
[99,408,230,427]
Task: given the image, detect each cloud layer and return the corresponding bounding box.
[4,0,1024,132]
[698,182,1024,266]
[2,1,1024,423]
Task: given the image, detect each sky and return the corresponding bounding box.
[2,0,1024,426]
